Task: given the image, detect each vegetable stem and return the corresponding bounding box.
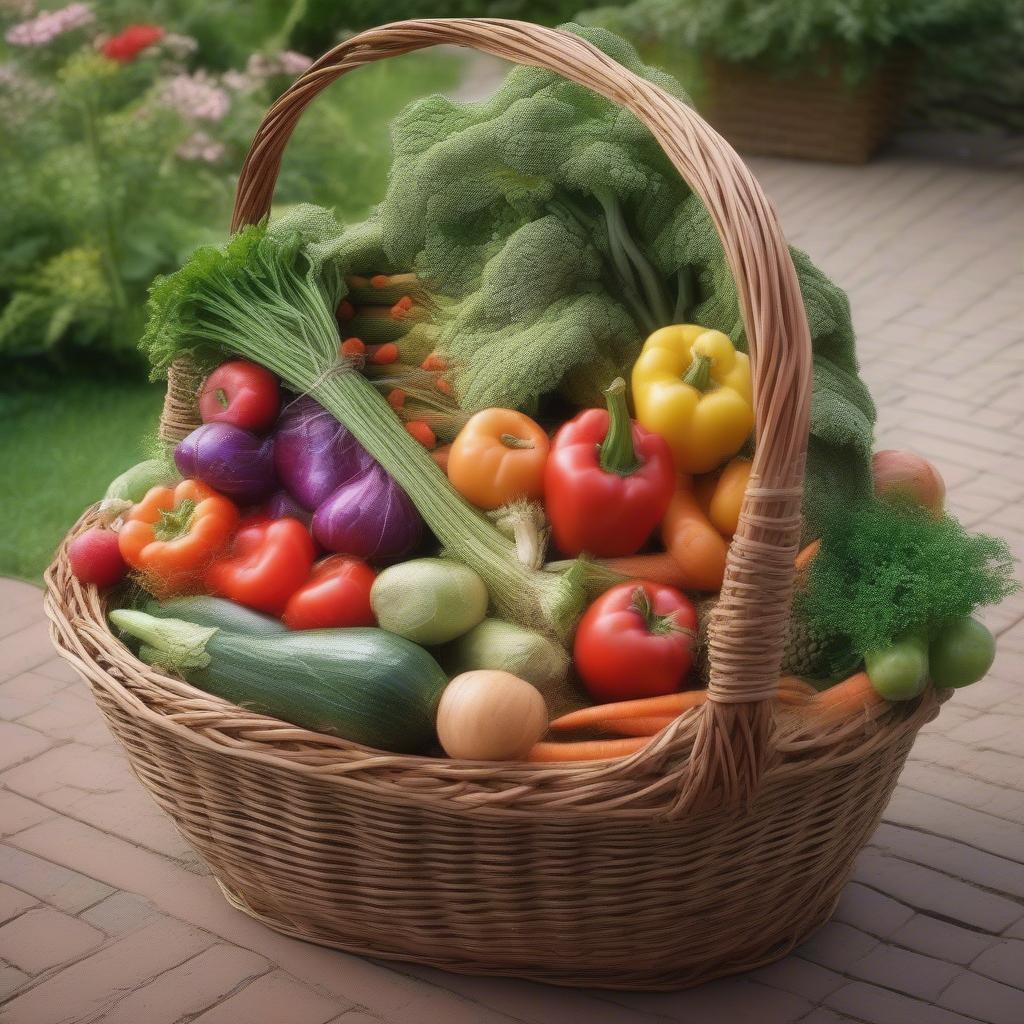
[500,432,535,450]
[682,353,714,392]
[598,378,641,476]
[154,499,196,542]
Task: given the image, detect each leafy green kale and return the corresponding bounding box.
[798,498,1018,656]
[333,24,877,539]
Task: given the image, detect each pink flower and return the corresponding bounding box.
[177,129,225,163]
[5,2,93,46]
[161,32,197,60]
[278,51,312,76]
[159,70,230,122]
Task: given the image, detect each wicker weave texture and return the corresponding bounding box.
[702,56,910,164]
[44,19,944,989]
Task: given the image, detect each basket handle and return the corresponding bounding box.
[231,19,813,814]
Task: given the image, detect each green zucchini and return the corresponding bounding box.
[143,596,286,636]
[109,610,447,754]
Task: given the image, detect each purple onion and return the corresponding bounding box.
[274,396,374,511]
[260,489,313,527]
[174,423,276,504]
[312,464,422,562]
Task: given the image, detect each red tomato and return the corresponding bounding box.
[199,360,280,432]
[68,528,127,588]
[574,581,697,702]
[282,555,376,630]
[206,517,313,616]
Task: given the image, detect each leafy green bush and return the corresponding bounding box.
[288,0,583,56]
[0,1,461,371]
[580,0,1017,93]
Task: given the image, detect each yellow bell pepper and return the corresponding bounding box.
[631,324,754,473]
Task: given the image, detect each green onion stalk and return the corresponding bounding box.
[143,224,584,639]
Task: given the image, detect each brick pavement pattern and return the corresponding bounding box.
[1,152,1022,1023]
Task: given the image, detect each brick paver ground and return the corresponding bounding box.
[1,149,1022,1022]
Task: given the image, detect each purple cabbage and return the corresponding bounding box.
[274,396,373,511]
[260,489,313,527]
[174,422,276,504]
[312,463,422,562]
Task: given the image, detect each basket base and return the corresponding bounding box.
[215,876,838,992]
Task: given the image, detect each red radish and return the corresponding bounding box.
[872,449,945,514]
[199,360,280,432]
[69,529,127,587]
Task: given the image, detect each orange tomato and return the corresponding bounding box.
[447,409,549,510]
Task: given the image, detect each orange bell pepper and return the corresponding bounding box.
[118,479,239,594]
[447,408,550,510]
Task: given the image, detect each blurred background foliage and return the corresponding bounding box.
[1,0,1021,579]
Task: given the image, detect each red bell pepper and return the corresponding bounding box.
[282,555,377,630]
[544,378,674,557]
[206,517,314,616]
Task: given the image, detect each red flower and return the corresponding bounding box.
[101,24,164,63]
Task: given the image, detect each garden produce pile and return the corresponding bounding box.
[69,26,1017,763]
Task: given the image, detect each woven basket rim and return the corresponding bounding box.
[44,509,945,819]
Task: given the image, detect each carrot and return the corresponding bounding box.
[592,552,690,589]
[370,273,390,289]
[339,337,365,358]
[435,377,453,396]
[386,388,406,411]
[795,540,820,573]
[661,478,729,591]
[778,675,818,704]
[390,296,414,318]
[597,715,675,737]
[368,342,399,365]
[336,299,354,322]
[404,420,436,449]
[694,471,719,518]
[806,672,884,725]
[421,352,448,372]
[430,443,452,473]
[550,690,707,731]
[527,737,649,762]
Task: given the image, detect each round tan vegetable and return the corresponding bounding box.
[872,449,945,514]
[437,670,548,761]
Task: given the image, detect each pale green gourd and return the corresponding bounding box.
[371,558,488,646]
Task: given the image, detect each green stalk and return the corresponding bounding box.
[682,353,714,392]
[594,189,673,329]
[547,196,652,333]
[598,378,641,476]
[673,265,696,323]
[161,235,577,637]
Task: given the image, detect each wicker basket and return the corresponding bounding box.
[701,55,911,164]
[44,19,945,990]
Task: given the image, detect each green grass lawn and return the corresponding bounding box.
[0,377,164,581]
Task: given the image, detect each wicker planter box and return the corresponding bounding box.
[701,55,911,163]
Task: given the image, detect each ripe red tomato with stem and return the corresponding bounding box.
[574,581,698,702]
[199,360,280,432]
[283,555,377,630]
